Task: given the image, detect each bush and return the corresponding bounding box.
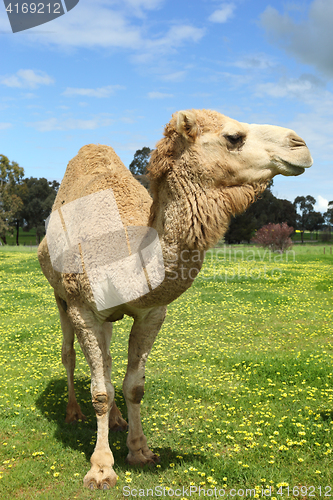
[251,222,294,253]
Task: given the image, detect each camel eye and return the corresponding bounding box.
[224,133,244,146]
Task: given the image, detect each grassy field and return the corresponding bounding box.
[0,245,332,499]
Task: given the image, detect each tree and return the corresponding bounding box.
[129,147,152,175]
[306,210,325,239]
[293,195,316,243]
[0,154,24,187]
[322,201,333,241]
[324,200,333,226]
[0,192,23,244]
[0,154,25,245]
[21,177,58,245]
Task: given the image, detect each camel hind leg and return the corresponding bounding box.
[55,292,126,429]
[123,306,167,465]
[55,292,86,423]
[109,399,128,431]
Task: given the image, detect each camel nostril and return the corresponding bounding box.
[289,134,306,148]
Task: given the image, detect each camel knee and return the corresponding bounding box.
[92,383,114,416]
[123,385,145,405]
[123,375,145,405]
[92,393,111,416]
[131,386,145,404]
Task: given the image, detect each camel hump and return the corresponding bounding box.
[53,144,139,209]
[51,144,152,226]
[76,144,130,176]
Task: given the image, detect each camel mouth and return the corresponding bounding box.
[278,160,307,177]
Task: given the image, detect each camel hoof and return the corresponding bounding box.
[109,414,128,432]
[83,466,117,490]
[65,414,86,424]
[143,454,160,467]
[151,454,160,464]
[126,450,160,467]
[65,403,86,423]
[88,481,97,490]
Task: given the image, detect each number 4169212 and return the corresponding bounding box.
[5,3,61,14]
[277,485,331,496]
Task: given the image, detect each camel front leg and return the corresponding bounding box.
[55,293,86,423]
[123,306,167,465]
[68,304,117,490]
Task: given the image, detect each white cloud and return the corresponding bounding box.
[208,3,235,23]
[260,0,333,78]
[121,117,136,124]
[143,24,204,54]
[201,71,252,88]
[315,195,329,212]
[0,123,12,130]
[160,71,187,82]
[22,93,38,99]
[234,54,275,70]
[63,85,125,98]
[147,91,173,99]
[0,69,54,89]
[256,74,325,99]
[12,1,204,60]
[27,116,113,132]
[131,24,204,64]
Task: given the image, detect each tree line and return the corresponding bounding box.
[0,154,59,245]
[1,149,332,246]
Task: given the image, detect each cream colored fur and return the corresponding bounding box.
[38,109,312,489]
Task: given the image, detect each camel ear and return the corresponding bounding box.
[176,110,199,142]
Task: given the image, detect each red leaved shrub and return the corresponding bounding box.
[251,222,294,253]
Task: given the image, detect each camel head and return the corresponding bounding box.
[149,109,312,188]
[148,109,312,250]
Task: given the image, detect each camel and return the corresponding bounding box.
[38,109,312,490]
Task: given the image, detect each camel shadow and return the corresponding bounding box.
[35,377,200,472]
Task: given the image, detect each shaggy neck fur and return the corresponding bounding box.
[148,133,268,252]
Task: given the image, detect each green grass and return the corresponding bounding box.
[0,245,332,499]
[0,245,37,253]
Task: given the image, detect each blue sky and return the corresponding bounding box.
[0,0,332,211]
